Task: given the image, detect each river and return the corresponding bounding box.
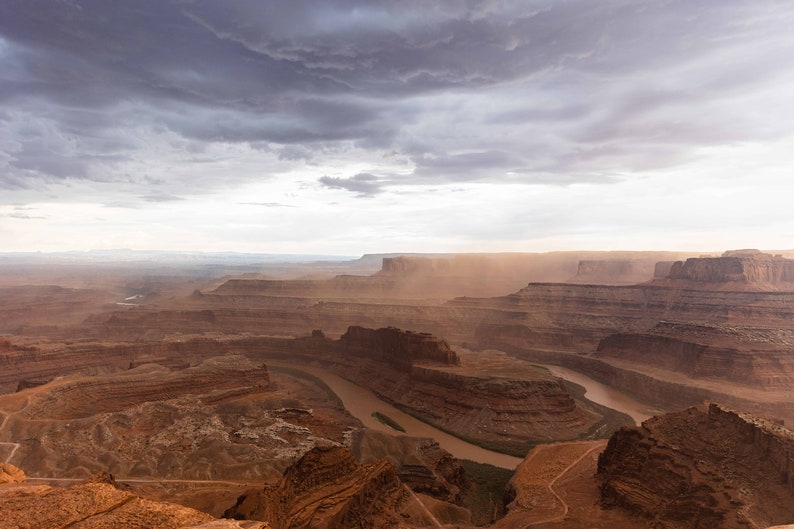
[269,362,524,469]
[269,361,658,470]
[543,364,660,424]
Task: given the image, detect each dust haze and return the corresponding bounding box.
[3,249,794,528]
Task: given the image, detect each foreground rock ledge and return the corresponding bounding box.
[598,402,794,529]
[0,472,270,529]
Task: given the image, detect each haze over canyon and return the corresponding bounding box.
[1,248,794,528]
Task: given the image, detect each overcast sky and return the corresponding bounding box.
[2,1,794,255]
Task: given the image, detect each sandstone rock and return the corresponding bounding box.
[598,403,794,528]
[662,250,794,291]
[596,322,794,388]
[339,326,460,367]
[225,446,433,529]
[0,463,25,484]
[348,429,470,504]
[0,475,260,529]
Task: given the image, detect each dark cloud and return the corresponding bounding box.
[318,173,385,196]
[1,0,794,199]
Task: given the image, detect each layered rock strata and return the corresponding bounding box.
[659,250,794,291]
[596,322,794,388]
[339,325,459,367]
[299,328,603,451]
[225,446,436,529]
[0,472,269,529]
[598,403,794,529]
[348,430,470,504]
[2,355,358,483]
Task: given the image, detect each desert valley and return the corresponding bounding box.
[2,249,794,528]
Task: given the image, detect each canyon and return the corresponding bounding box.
[3,249,794,527]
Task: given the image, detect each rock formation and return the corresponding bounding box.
[2,355,358,489]
[225,446,437,529]
[660,250,794,291]
[598,403,794,528]
[596,322,794,388]
[280,328,609,452]
[339,325,460,367]
[0,463,25,484]
[20,355,271,420]
[0,472,270,529]
[348,429,470,504]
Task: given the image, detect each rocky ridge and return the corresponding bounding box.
[339,325,460,367]
[598,403,794,529]
[0,472,269,529]
[225,446,437,529]
[596,322,794,388]
[659,250,794,291]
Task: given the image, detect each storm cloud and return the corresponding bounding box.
[2,1,794,252]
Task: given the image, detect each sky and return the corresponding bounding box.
[2,0,794,255]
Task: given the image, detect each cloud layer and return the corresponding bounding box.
[2,1,794,252]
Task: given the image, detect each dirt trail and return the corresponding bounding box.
[494,440,607,529]
[0,397,31,464]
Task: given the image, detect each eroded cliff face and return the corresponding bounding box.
[314,328,604,451]
[596,322,794,388]
[598,403,794,529]
[225,446,435,529]
[348,430,470,505]
[661,250,794,291]
[339,325,460,367]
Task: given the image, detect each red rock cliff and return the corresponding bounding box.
[598,403,794,528]
[665,250,794,290]
[339,326,460,368]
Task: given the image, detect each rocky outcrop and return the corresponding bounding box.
[0,472,269,529]
[661,250,794,291]
[348,430,470,504]
[225,446,433,529]
[276,329,606,452]
[0,463,25,484]
[598,403,794,529]
[339,326,459,368]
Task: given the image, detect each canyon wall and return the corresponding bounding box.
[225,446,433,529]
[339,325,460,367]
[598,403,794,529]
[596,322,794,388]
[661,250,794,291]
